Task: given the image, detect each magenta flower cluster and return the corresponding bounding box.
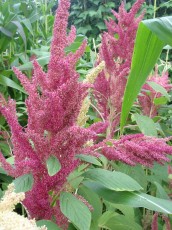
[0,0,95,227]
[138,67,172,117]
[84,134,172,167]
[93,0,145,135]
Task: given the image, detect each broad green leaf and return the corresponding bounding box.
[120,16,172,131]
[77,25,92,34]
[98,211,142,230]
[37,220,61,230]
[154,182,170,200]
[17,62,33,70]
[105,215,142,230]
[6,156,14,165]
[65,35,85,53]
[60,192,91,230]
[22,18,33,36]
[29,50,50,57]
[90,222,99,230]
[109,203,135,220]
[68,176,84,189]
[78,185,102,220]
[0,27,12,37]
[18,56,50,70]
[84,182,172,214]
[133,114,157,136]
[14,173,33,193]
[151,163,168,182]
[83,169,143,191]
[67,164,88,189]
[117,164,148,191]
[88,10,97,17]
[68,164,88,182]
[75,154,102,166]
[0,75,26,93]
[98,211,118,228]
[144,16,172,46]
[46,155,61,176]
[147,81,170,100]
[96,22,106,30]
[154,96,168,105]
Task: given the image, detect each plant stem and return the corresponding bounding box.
[165,48,170,71]
[90,102,105,123]
[153,0,157,18]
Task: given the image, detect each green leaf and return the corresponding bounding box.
[36,220,61,230]
[84,182,172,214]
[46,155,61,176]
[75,154,102,166]
[150,163,168,183]
[11,20,26,49]
[29,50,50,57]
[77,25,92,35]
[154,182,170,200]
[0,27,12,37]
[0,167,7,175]
[168,174,172,180]
[18,56,50,70]
[117,164,148,191]
[144,16,172,46]
[105,2,116,8]
[67,224,77,230]
[88,10,97,17]
[120,16,172,131]
[98,211,118,228]
[109,203,135,221]
[78,185,102,220]
[14,173,33,193]
[0,189,3,199]
[98,211,142,230]
[96,22,106,30]
[6,156,14,165]
[133,114,157,136]
[0,75,26,94]
[65,35,87,53]
[22,18,33,36]
[153,96,168,105]
[83,169,143,191]
[60,192,91,230]
[147,81,170,100]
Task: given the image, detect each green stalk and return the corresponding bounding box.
[166,49,169,65]
[164,48,170,71]
[9,42,11,59]
[21,204,25,216]
[153,0,157,18]
[44,0,48,36]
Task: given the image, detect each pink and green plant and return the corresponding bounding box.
[0,0,172,229]
[0,0,95,227]
[138,67,172,117]
[93,0,145,137]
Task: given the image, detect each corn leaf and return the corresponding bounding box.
[120,17,172,131]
